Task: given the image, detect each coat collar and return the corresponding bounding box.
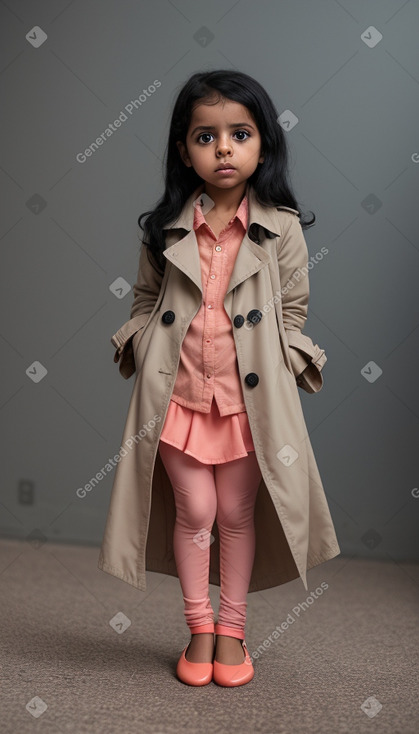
[162,181,298,237]
[162,182,299,296]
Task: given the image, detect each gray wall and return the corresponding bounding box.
[1,0,418,565]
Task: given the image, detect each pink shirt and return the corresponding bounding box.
[159,192,255,464]
[170,193,248,417]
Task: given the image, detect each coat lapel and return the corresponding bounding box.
[162,183,285,295]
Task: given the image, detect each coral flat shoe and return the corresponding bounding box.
[213,639,255,687]
[176,640,213,686]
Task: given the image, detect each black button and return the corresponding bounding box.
[234,314,245,328]
[245,372,259,387]
[162,310,175,324]
[247,309,263,325]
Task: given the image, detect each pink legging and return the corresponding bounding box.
[158,440,262,639]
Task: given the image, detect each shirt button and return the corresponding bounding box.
[215,245,222,251]
[208,304,213,309]
[206,339,211,343]
[206,374,211,379]
[210,274,215,279]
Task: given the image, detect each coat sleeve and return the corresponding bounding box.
[111,244,164,379]
[277,213,327,394]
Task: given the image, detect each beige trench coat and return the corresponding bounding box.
[97,183,340,593]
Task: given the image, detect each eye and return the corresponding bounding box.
[196,129,251,144]
[197,132,214,144]
[233,130,250,141]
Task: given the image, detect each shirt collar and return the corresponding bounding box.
[163,181,299,237]
[193,190,248,232]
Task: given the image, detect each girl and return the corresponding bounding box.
[98,69,341,688]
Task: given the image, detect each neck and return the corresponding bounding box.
[203,181,248,213]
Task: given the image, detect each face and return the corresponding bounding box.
[176,96,264,193]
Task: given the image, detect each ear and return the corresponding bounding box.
[176,140,192,168]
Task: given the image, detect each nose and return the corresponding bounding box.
[216,136,232,156]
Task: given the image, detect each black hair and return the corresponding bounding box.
[138,69,315,275]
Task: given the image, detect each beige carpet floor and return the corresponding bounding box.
[0,538,418,734]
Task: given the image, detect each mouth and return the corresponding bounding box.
[215,164,236,171]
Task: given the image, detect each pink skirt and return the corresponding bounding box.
[159,396,255,464]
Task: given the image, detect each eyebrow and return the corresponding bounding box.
[190,122,256,136]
